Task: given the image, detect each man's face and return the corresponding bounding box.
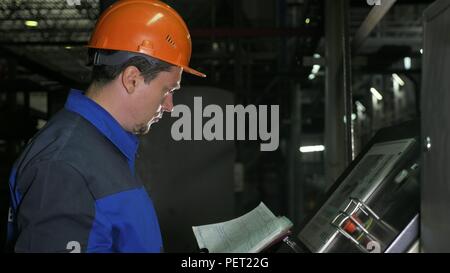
[129,66,182,135]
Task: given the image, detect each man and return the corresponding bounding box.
[7,0,205,252]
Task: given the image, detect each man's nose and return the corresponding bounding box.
[161,93,174,112]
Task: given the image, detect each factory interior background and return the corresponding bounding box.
[0,0,445,252]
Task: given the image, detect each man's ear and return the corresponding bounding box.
[121,66,143,94]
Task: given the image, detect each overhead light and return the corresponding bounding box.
[352,113,357,121]
[308,74,316,80]
[305,18,311,24]
[212,42,219,51]
[343,113,357,123]
[24,20,38,27]
[313,53,321,58]
[404,57,412,70]
[426,137,431,150]
[392,73,405,86]
[420,48,423,54]
[370,87,383,101]
[65,46,72,50]
[311,64,321,74]
[299,145,325,153]
[355,101,366,112]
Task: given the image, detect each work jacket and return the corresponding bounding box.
[7,89,163,252]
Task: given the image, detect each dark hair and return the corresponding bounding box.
[89,49,174,87]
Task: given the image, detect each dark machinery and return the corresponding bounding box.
[292,121,419,253]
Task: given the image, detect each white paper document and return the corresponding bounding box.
[192,202,293,253]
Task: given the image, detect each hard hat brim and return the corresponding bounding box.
[183,66,206,78]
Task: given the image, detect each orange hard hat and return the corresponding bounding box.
[87,0,205,77]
